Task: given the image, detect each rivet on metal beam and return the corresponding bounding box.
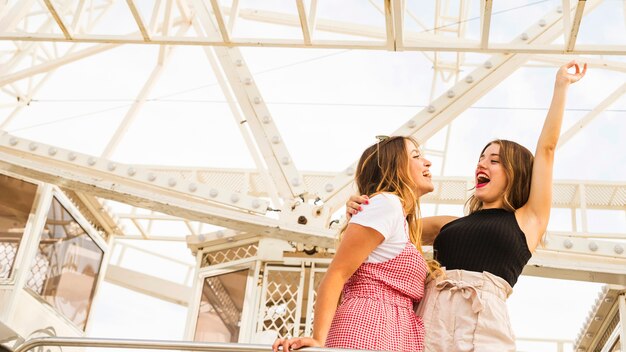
[407,120,416,128]
[209,189,218,198]
[68,152,77,161]
[521,33,529,41]
[556,6,563,14]
[291,178,301,187]
[588,242,598,251]
[563,239,573,249]
[168,178,177,187]
[235,59,243,66]
[484,60,493,69]
[188,183,197,192]
[325,183,334,192]
[107,163,117,171]
[465,75,474,84]
[427,105,436,113]
[28,142,38,151]
[262,115,271,124]
[147,173,156,182]
[281,157,291,165]
[48,147,57,156]
[244,78,252,85]
[446,90,455,98]
[271,136,281,144]
[231,193,240,203]
[253,97,261,104]
[614,244,624,254]
[87,157,97,166]
[127,167,136,176]
[8,137,18,146]
[251,199,261,209]
[538,19,547,27]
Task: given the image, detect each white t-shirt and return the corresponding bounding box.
[349,193,409,263]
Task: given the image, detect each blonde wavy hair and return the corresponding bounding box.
[342,136,439,274]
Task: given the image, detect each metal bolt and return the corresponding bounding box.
[614,244,624,254]
[127,167,136,176]
[231,193,240,203]
[271,136,281,144]
[427,105,436,113]
[8,137,18,146]
[188,183,198,192]
[563,239,573,249]
[407,120,416,128]
[87,157,97,166]
[521,32,529,41]
[588,242,598,252]
[484,60,493,69]
[281,157,290,165]
[48,147,57,156]
[168,178,177,187]
[262,115,271,124]
[251,199,261,209]
[209,189,218,198]
[446,90,455,98]
[147,173,157,181]
[107,162,117,171]
[28,142,38,151]
[465,75,474,84]
[68,152,77,161]
[538,19,546,27]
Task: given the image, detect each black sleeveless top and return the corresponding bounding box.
[433,208,532,287]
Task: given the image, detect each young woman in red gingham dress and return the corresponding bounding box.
[273,136,436,352]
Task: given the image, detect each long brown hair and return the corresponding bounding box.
[342,136,438,273]
[466,139,534,214]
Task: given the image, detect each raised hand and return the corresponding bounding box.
[555,60,587,87]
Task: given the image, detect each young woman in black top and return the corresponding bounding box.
[346,61,587,351]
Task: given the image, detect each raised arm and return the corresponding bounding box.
[518,61,586,251]
[272,224,383,351]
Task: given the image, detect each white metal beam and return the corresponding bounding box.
[126,0,151,41]
[0,133,337,247]
[295,0,312,45]
[43,0,72,39]
[100,22,191,159]
[321,1,604,214]
[557,82,626,149]
[191,0,307,200]
[392,0,404,50]
[209,0,230,43]
[105,264,192,305]
[383,0,394,50]
[480,0,493,49]
[567,0,586,52]
[0,43,118,86]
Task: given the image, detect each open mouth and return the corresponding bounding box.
[476,173,490,188]
[422,171,432,179]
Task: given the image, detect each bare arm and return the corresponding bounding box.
[347,196,457,245]
[272,224,383,351]
[422,216,458,245]
[517,61,587,251]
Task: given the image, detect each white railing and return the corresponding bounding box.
[13,337,377,352]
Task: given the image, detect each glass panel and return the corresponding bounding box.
[26,197,104,330]
[194,269,249,343]
[0,174,38,279]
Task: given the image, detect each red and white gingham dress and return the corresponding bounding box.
[325,240,428,351]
